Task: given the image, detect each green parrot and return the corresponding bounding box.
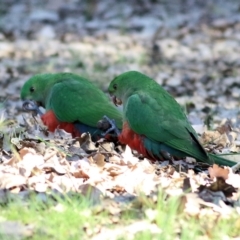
[20,72,122,140]
[108,71,236,167]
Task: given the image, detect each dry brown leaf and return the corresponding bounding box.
[198,187,227,205]
[79,184,102,205]
[217,134,230,148]
[226,170,240,188]
[201,131,230,147]
[19,147,35,159]
[182,178,191,192]
[4,147,40,166]
[42,163,66,175]
[184,193,201,216]
[79,132,98,152]
[208,177,236,197]
[0,114,239,212]
[113,160,160,195]
[49,175,81,193]
[0,173,26,189]
[34,183,48,192]
[201,130,221,144]
[10,187,22,194]
[28,174,47,188]
[208,164,229,180]
[216,120,232,134]
[198,176,237,203]
[43,148,58,161]
[121,145,139,165]
[93,153,105,168]
[228,131,238,143]
[16,148,44,177]
[19,166,32,178]
[0,165,20,175]
[31,166,43,176]
[108,155,121,164]
[105,164,127,177]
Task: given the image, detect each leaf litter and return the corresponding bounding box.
[1,113,240,238]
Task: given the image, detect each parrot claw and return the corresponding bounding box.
[22,100,43,116]
[100,115,120,137]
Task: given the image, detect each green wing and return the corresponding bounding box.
[124,91,208,162]
[47,79,122,129]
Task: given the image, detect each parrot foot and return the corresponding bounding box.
[22,100,43,116]
[99,115,120,137]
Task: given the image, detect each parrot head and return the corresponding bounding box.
[108,71,151,106]
[20,74,55,107]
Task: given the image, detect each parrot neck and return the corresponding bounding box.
[118,88,138,107]
[40,75,65,107]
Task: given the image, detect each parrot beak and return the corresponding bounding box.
[112,96,122,106]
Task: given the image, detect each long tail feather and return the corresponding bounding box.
[208,153,237,167]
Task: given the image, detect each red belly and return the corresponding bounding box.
[118,121,148,157]
[41,110,80,137]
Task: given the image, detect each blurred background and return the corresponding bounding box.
[0,0,240,125]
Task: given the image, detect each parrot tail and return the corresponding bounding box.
[208,153,237,167]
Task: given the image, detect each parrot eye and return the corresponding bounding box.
[113,84,117,90]
[30,86,35,93]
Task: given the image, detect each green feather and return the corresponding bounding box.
[21,73,122,129]
[108,71,236,166]
[208,154,236,167]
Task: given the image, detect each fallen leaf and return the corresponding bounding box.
[42,163,66,175]
[226,169,240,188]
[208,177,236,197]
[34,183,48,192]
[201,131,229,147]
[78,133,98,152]
[79,184,102,205]
[93,153,105,168]
[184,193,201,216]
[198,187,227,205]
[121,145,139,165]
[198,177,236,202]
[0,173,26,189]
[208,164,229,180]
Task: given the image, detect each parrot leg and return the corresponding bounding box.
[100,115,120,136]
[22,100,43,116]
